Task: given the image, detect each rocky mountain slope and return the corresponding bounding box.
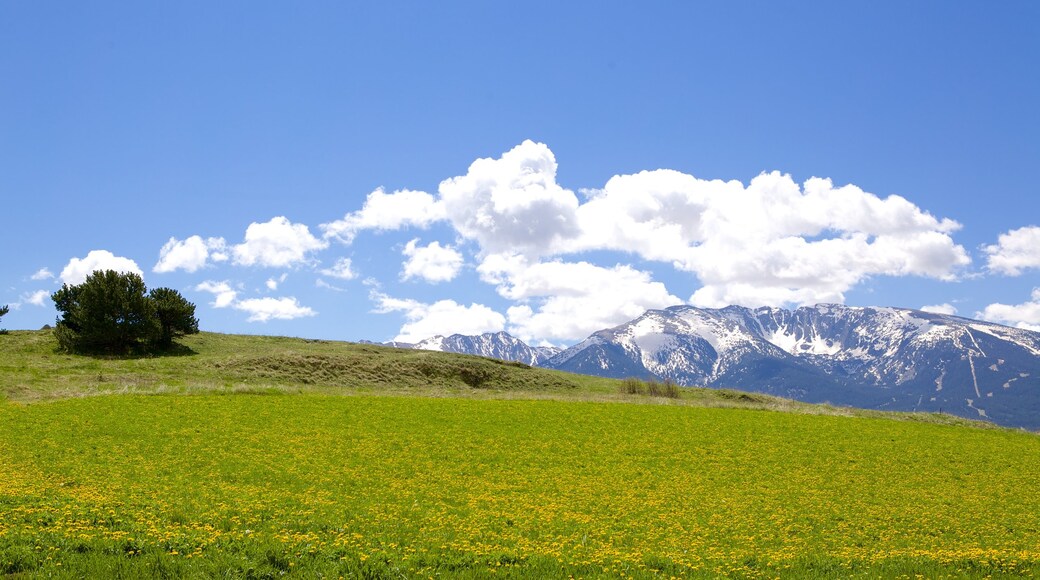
[392,305,1040,430]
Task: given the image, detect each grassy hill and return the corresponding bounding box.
[2,330,1038,578]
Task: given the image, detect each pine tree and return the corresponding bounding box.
[149,287,199,347]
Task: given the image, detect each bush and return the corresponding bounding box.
[620,377,681,398]
[620,377,646,395]
[647,378,681,398]
[52,270,198,354]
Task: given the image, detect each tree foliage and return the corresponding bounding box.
[0,304,8,334]
[52,270,198,354]
[149,287,200,347]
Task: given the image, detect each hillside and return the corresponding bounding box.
[0,330,602,401]
[0,329,999,429]
[3,329,1039,578]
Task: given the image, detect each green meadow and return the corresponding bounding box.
[2,330,1039,578]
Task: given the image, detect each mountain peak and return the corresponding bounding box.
[386,303,1040,430]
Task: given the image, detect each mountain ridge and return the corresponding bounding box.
[388,303,1040,430]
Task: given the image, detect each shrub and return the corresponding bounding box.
[620,377,647,395]
[647,378,681,398]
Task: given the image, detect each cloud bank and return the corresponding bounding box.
[135,140,978,343]
[354,140,967,341]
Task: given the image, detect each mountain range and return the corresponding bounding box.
[388,304,1040,430]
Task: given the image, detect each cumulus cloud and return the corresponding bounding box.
[3,292,50,312]
[232,216,328,268]
[438,140,581,256]
[401,239,463,283]
[194,279,314,322]
[322,188,445,243]
[568,170,969,308]
[154,235,228,273]
[983,226,1040,276]
[420,142,969,314]
[155,140,975,343]
[372,292,505,343]
[478,257,680,342]
[60,250,143,285]
[319,257,357,280]
[25,290,50,306]
[195,280,238,308]
[31,268,53,281]
[921,303,957,315]
[234,297,316,322]
[978,288,1040,331]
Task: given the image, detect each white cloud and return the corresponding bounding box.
[15,290,51,308]
[372,292,505,343]
[322,188,445,243]
[983,226,1040,276]
[438,140,581,256]
[25,290,50,306]
[60,250,143,285]
[401,239,463,283]
[195,280,238,308]
[232,216,328,268]
[234,297,316,322]
[315,279,343,292]
[978,288,1040,331]
[319,257,357,280]
[194,279,314,322]
[423,142,969,314]
[921,303,957,315]
[478,256,680,342]
[568,169,969,308]
[30,268,53,281]
[265,273,288,291]
[153,235,228,273]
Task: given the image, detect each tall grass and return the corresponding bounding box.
[619,376,681,398]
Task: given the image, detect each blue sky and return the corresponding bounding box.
[3,1,1040,345]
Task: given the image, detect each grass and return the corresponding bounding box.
[2,329,1038,578]
[0,330,613,402]
[0,330,1000,427]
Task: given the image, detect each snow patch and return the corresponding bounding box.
[768,330,841,356]
[415,336,446,351]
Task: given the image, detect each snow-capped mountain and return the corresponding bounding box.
[391,305,1040,430]
[406,331,561,366]
[547,304,1040,430]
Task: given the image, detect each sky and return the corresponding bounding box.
[2,1,1040,346]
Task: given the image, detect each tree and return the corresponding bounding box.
[0,304,8,334]
[149,287,199,347]
[52,270,198,354]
